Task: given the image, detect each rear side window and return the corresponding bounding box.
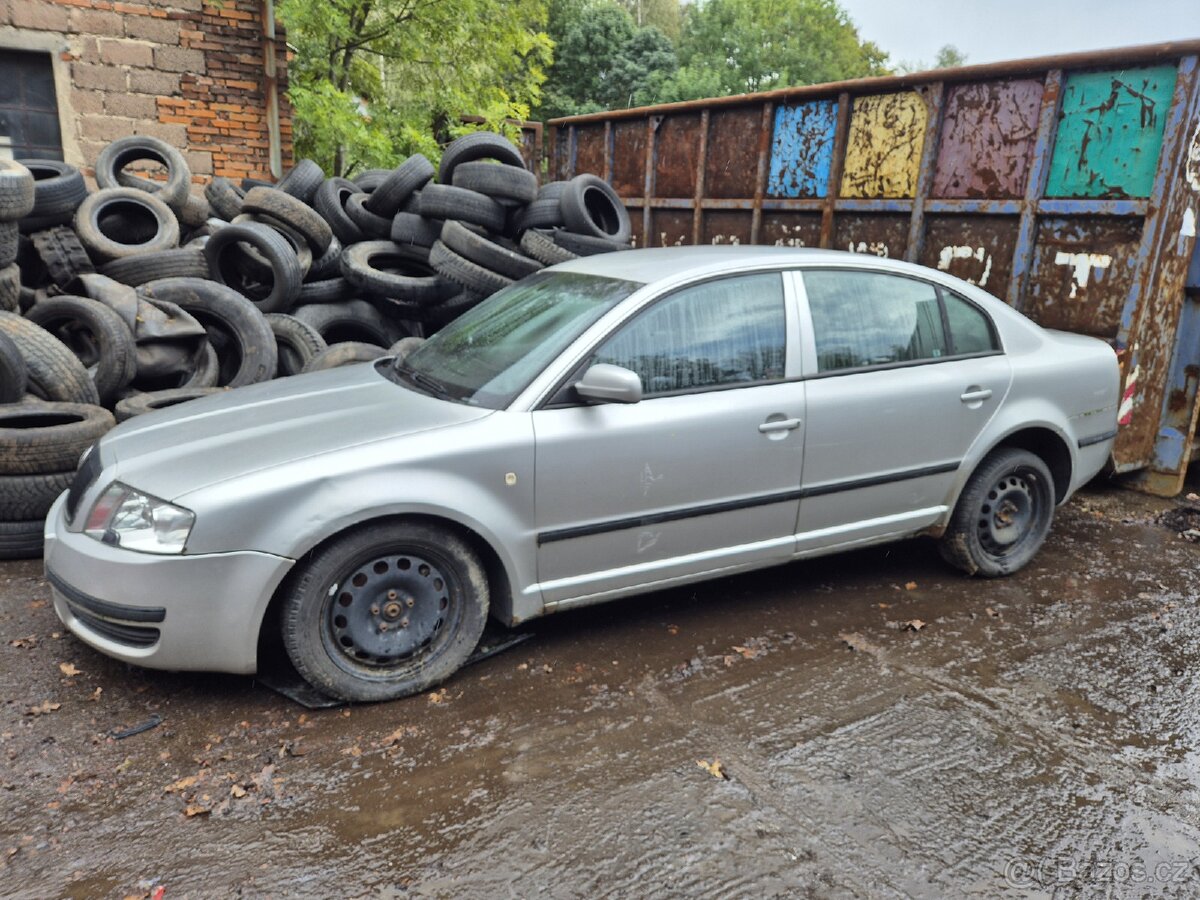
[593,273,786,397]
[803,270,947,372]
[943,290,999,354]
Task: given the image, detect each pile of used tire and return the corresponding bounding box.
[0,130,632,558]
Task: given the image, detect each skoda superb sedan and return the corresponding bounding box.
[45,246,1119,702]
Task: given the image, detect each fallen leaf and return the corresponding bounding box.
[230,784,247,799]
[341,745,362,757]
[24,701,61,717]
[58,662,82,677]
[7,636,36,649]
[183,804,210,818]
[26,599,47,610]
[89,687,103,702]
[904,582,918,591]
[151,887,166,900]
[696,759,728,780]
[731,645,760,660]
[666,624,679,635]
[985,607,1000,618]
[904,619,926,632]
[722,655,736,667]
[163,774,201,794]
[427,689,448,704]
[115,757,133,774]
[876,603,891,609]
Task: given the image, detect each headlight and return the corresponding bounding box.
[83,482,195,555]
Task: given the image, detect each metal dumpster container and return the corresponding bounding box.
[547,40,1200,496]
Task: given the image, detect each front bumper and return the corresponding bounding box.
[43,492,295,675]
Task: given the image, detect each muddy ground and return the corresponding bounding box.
[2,484,1200,898]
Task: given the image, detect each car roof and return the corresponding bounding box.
[553,245,922,285]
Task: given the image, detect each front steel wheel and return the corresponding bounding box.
[281,521,489,702]
[938,448,1055,577]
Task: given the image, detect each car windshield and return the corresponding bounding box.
[393,270,642,409]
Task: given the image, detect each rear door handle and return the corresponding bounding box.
[758,418,802,433]
[960,388,993,403]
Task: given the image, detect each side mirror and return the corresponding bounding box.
[575,364,643,404]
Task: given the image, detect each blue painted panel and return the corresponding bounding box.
[767,100,837,198]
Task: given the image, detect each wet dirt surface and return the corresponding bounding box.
[3,484,1200,898]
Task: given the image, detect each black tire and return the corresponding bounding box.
[363,155,434,216]
[312,178,364,245]
[241,177,275,192]
[0,311,99,405]
[98,246,209,286]
[25,295,138,404]
[0,264,17,313]
[418,184,506,233]
[344,193,392,239]
[0,521,44,560]
[390,212,441,249]
[205,177,245,221]
[560,174,631,243]
[178,192,212,230]
[0,160,35,223]
[242,186,333,254]
[298,277,356,306]
[0,330,26,403]
[74,188,180,262]
[203,221,303,314]
[293,300,400,347]
[29,226,94,287]
[537,180,570,202]
[520,229,577,266]
[429,241,513,296]
[341,241,454,303]
[276,159,324,205]
[17,160,88,230]
[0,471,74,520]
[183,341,220,389]
[441,220,542,280]
[437,131,526,184]
[352,169,391,192]
[280,520,490,702]
[513,196,564,232]
[230,212,314,278]
[938,448,1055,577]
[307,235,343,282]
[451,160,538,204]
[114,387,227,423]
[266,312,328,376]
[387,335,425,363]
[300,341,387,373]
[95,136,191,211]
[0,222,16,268]
[552,228,631,257]
[136,278,277,387]
[427,290,485,326]
[0,402,114,475]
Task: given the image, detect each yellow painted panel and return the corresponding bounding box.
[840,92,928,198]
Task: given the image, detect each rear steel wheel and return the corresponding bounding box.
[282,522,489,701]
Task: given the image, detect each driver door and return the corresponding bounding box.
[531,272,806,608]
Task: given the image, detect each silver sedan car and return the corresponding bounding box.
[44,247,1119,701]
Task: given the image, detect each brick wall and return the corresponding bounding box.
[1,0,293,183]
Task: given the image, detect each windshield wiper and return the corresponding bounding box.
[393,361,458,401]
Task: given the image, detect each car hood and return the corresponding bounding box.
[100,363,493,501]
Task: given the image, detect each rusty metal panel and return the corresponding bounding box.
[611,120,646,198]
[701,210,755,246]
[832,214,910,258]
[1022,216,1144,338]
[840,91,928,198]
[1045,65,1177,198]
[932,79,1044,198]
[918,215,1020,300]
[767,100,838,198]
[629,205,645,248]
[650,210,694,247]
[573,123,606,178]
[705,106,763,199]
[761,213,823,248]
[653,113,702,198]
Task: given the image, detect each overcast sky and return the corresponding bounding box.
[838,0,1199,69]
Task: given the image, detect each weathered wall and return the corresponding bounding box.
[0,0,292,183]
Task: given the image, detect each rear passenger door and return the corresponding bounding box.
[794,268,1012,551]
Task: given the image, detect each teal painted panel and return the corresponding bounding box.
[1046,64,1177,198]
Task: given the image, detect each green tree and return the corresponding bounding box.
[280,0,552,175]
[896,43,968,74]
[539,1,676,118]
[661,0,888,101]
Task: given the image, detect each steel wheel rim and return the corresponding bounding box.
[321,550,457,675]
[977,469,1041,558]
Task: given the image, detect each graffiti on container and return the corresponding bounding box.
[1120,360,1140,426]
[1046,65,1176,199]
[1188,119,1200,192]
[1053,251,1114,299]
[771,223,809,247]
[841,91,927,199]
[660,232,687,247]
[710,234,743,245]
[936,245,993,287]
[768,100,838,198]
[1181,208,1197,255]
[847,241,889,257]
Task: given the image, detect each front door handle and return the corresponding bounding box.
[758,417,802,433]
[960,388,993,404]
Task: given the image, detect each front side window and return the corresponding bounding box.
[804,270,948,372]
[592,273,786,397]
